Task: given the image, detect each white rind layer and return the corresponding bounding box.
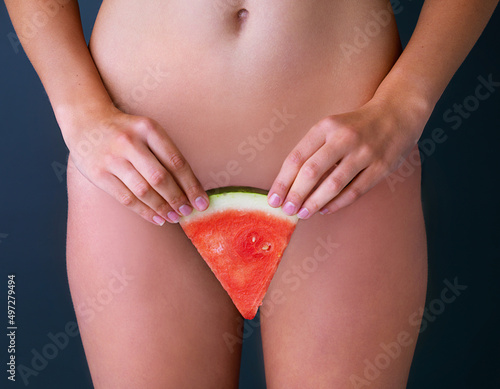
[180,192,299,225]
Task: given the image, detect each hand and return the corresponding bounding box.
[62,104,209,226]
[267,98,426,218]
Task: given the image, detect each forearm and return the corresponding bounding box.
[4,0,114,134]
[374,0,499,127]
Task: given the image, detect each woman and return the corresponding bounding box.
[4,0,498,387]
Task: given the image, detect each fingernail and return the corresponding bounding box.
[319,208,329,215]
[268,193,281,207]
[167,211,179,223]
[153,215,166,226]
[297,208,310,219]
[282,201,296,216]
[195,196,209,211]
[179,204,192,216]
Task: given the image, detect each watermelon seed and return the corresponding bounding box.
[262,244,271,251]
[251,236,256,243]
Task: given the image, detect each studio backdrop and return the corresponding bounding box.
[1,1,499,388]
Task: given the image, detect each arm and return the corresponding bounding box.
[267,0,499,218]
[4,1,114,138]
[4,0,209,225]
[376,0,499,120]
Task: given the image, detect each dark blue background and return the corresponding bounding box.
[1,1,499,388]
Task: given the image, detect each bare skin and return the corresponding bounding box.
[4,0,498,387]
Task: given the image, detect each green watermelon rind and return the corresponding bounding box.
[180,186,299,225]
[206,186,269,197]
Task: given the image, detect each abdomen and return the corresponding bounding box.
[89,0,401,189]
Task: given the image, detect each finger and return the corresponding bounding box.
[280,144,343,216]
[268,130,325,208]
[97,172,171,226]
[125,143,194,216]
[297,154,368,218]
[146,127,209,212]
[319,166,379,215]
[107,158,180,222]
[107,125,188,217]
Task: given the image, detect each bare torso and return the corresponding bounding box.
[89,0,401,189]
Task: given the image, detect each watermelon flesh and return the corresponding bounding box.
[180,187,298,319]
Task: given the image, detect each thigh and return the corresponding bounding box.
[65,155,242,389]
[260,146,428,388]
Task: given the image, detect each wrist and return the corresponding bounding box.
[370,69,436,141]
[54,98,119,149]
[47,64,117,136]
[54,97,117,129]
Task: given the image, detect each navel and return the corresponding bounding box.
[236,8,249,24]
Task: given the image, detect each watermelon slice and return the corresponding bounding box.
[179,186,298,319]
